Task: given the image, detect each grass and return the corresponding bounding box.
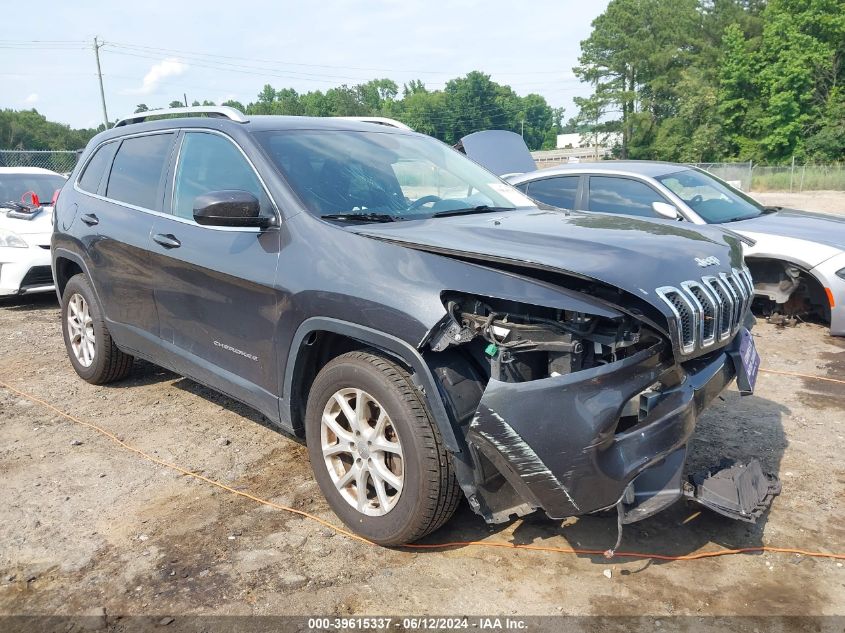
[751,165,845,192]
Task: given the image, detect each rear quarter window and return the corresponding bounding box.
[78,142,118,194]
[106,133,175,210]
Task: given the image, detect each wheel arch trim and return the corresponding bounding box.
[283,317,461,453]
[52,249,102,307]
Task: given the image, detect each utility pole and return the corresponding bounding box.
[93,37,109,129]
[520,119,525,137]
[184,93,188,107]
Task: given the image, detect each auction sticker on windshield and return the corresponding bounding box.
[487,182,534,207]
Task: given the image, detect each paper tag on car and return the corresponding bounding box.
[734,328,760,394]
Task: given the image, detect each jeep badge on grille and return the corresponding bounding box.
[695,256,720,267]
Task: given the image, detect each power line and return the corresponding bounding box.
[0,39,87,43]
[101,48,363,84]
[102,39,577,77]
[101,47,579,93]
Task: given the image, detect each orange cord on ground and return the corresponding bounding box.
[1,368,843,563]
[758,367,845,385]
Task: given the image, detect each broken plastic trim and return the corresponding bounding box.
[684,459,781,523]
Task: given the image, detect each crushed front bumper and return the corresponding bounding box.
[465,336,770,524]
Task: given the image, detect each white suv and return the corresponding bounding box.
[0,167,67,296]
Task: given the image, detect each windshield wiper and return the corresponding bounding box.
[431,205,512,218]
[321,212,397,223]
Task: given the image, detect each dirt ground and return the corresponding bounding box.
[753,190,844,216]
[1,192,844,622]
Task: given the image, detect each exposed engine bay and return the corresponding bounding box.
[430,293,662,384]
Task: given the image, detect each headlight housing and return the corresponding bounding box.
[837,267,845,281]
[0,228,28,248]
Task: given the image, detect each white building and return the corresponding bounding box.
[555,131,622,159]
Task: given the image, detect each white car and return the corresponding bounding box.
[0,167,67,296]
[459,131,845,336]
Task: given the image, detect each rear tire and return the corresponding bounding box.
[61,274,133,384]
[305,350,460,545]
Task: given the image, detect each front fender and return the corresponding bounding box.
[282,316,463,453]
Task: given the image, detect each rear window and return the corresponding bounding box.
[78,142,117,194]
[0,173,66,205]
[106,134,174,210]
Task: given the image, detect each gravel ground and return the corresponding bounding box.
[1,194,844,621]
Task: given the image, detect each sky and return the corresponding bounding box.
[0,0,610,129]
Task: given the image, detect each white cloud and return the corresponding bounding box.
[124,58,187,95]
[24,93,39,104]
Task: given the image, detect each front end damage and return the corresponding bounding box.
[426,291,779,529]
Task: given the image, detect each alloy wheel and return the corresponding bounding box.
[320,388,404,516]
[67,293,95,367]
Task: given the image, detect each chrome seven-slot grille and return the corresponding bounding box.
[656,268,754,355]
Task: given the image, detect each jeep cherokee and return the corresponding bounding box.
[51,106,776,546]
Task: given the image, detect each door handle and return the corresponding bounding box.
[80,213,99,226]
[153,233,181,249]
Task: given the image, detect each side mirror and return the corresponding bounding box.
[193,190,271,228]
[652,201,680,220]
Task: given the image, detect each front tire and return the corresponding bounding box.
[305,351,460,545]
[61,274,134,384]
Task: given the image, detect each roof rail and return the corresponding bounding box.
[334,116,413,131]
[113,106,248,128]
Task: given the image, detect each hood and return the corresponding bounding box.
[458,130,537,177]
[0,206,53,235]
[730,208,845,251]
[353,209,745,311]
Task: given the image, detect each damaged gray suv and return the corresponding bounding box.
[52,106,778,545]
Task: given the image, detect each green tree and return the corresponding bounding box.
[756,0,845,160]
[443,71,509,143]
[252,84,277,114]
[0,109,96,151]
[356,79,399,112]
[574,0,702,157]
[717,23,759,158]
[324,85,368,116]
[274,88,303,115]
[300,91,330,117]
[804,87,845,161]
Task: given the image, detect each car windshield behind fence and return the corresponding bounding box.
[657,168,764,223]
[255,130,533,221]
[0,174,67,206]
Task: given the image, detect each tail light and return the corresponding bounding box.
[51,188,61,206]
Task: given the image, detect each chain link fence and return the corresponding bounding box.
[0,150,81,175]
[690,162,845,192]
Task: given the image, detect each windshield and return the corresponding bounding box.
[254,130,534,221]
[656,168,763,223]
[0,173,66,206]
